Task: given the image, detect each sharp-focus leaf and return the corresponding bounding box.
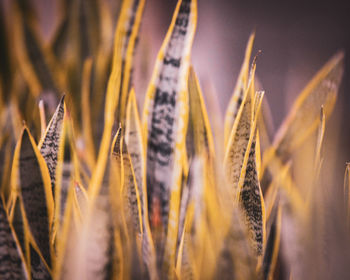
[16,127,53,269]
[224,63,256,197]
[39,96,66,196]
[239,122,266,256]
[142,0,197,273]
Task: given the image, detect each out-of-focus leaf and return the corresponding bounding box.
[12,0,64,99]
[38,100,47,139]
[262,202,282,280]
[224,32,255,147]
[0,2,13,103]
[125,88,145,218]
[111,127,143,234]
[81,58,96,168]
[70,175,118,280]
[29,244,51,280]
[87,0,130,202]
[187,66,215,159]
[214,207,258,280]
[344,163,350,227]
[118,0,146,125]
[313,106,325,179]
[0,196,29,279]
[270,51,344,162]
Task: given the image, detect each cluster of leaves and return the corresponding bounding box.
[0,0,347,279]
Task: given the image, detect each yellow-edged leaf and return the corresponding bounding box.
[224,31,255,146]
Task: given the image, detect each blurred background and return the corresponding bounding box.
[1,0,350,277]
[1,0,349,194]
[137,0,350,192]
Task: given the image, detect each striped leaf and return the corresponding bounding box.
[238,127,266,256]
[118,0,146,124]
[16,127,53,269]
[39,96,66,196]
[125,88,146,219]
[142,0,197,273]
[224,62,256,196]
[0,197,28,279]
[111,127,143,234]
[125,91,159,279]
[224,32,255,147]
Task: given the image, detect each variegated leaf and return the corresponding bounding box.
[0,197,28,279]
[142,0,197,273]
[17,128,53,268]
[118,0,146,124]
[39,96,65,196]
[224,32,255,146]
[111,127,143,234]
[224,63,256,196]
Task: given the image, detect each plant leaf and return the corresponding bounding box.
[39,96,65,196]
[142,0,197,273]
[187,66,215,158]
[224,31,255,147]
[16,127,53,268]
[118,0,146,125]
[0,196,29,279]
[272,51,344,160]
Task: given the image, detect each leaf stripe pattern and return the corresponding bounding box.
[118,0,145,124]
[112,128,142,234]
[0,197,28,280]
[224,64,256,195]
[125,89,145,218]
[224,32,255,146]
[29,244,51,280]
[125,92,159,279]
[18,128,53,267]
[142,0,197,234]
[39,96,65,195]
[239,138,265,255]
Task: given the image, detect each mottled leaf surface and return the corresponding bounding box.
[0,197,28,280]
